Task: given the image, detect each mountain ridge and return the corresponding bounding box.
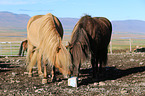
[0,11,145,34]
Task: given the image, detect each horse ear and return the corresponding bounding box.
[66,42,73,52]
[65,42,71,48]
[68,42,71,46]
[56,46,61,53]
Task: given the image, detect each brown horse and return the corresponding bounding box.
[26,13,72,83]
[18,40,28,56]
[67,15,112,81]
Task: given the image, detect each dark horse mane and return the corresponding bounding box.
[70,15,97,62]
[70,23,91,64]
[69,15,112,78]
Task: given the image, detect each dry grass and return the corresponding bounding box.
[1,30,145,52]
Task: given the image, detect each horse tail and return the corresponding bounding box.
[18,42,23,56]
[27,49,38,71]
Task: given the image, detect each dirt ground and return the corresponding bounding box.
[0,53,145,96]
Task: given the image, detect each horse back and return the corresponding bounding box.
[92,17,112,48]
[27,15,44,31]
[93,17,112,32]
[53,16,63,38]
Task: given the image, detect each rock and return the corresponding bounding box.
[139,82,145,86]
[112,65,116,67]
[130,59,134,61]
[24,72,28,75]
[132,80,136,83]
[10,79,15,83]
[6,60,10,63]
[94,82,99,86]
[16,80,20,83]
[121,90,128,94]
[111,80,115,82]
[99,82,105,86]
[35,88,44,93]
[139,62,144,65]
[12,72,17,77]
[16,59,20,62]
[58,81,63,85]
[5,56,8,59]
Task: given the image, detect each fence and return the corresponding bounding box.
[0,41,69,56]
[0,41,21,56]
[1,38,145,56]
[109,38,145,53]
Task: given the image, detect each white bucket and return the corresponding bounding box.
[68,77,78,87]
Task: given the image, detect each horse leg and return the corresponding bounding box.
[91,56,98,79]
[51,66,56,82]
[98,61,102,74]
[26,41,33,65]
[22,49,24,57]
[99,48,108,78]
[22,46,26,57]
[26,42,35,77]
[42,58,48,84]
[37,51,43,78]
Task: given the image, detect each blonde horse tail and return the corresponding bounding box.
[27,50,38,71]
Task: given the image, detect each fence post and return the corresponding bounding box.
[110,41,112,54]
[129,38,132,52]
[9,42,12,56]
[0,43,1,55]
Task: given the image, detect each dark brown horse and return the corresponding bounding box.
[18,40,28,56]
[68,15,112,80]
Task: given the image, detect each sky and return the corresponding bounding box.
[0,0,145,21]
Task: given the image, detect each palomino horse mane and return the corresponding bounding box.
[27,13,72,80]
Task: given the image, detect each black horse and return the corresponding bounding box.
[67,15,112,80]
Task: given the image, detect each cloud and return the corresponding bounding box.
[0,0,66,5]
[0,0,28,5]
[19,9,54,12]
[19,9,32,12]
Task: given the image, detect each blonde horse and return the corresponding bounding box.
[26,13,72,83]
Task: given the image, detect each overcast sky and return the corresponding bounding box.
[0,0,145,21]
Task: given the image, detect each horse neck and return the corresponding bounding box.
[71,43,82,63]
[56,44,71,75]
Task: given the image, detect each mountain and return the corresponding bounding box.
[112,20,145,34]
[0,11,30,29]
[59,18,79,29]
[0,11,145,34]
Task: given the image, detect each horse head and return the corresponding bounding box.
[55,45,72,78]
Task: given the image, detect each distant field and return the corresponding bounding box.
[0,28,27,42]
[1,28,145,55]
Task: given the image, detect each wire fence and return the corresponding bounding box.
[0,38,145,56]
[0,41,21,56]
[110,38,145,53]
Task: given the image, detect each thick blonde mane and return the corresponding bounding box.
[27,13,71,75]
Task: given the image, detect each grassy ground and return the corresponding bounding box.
[1,30,145,55]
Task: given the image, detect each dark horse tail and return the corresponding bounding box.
[18,42,23,56]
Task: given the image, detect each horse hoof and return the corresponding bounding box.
[42,79,47,84]
[39,73,44,78]
[51,77,56,82]
[92,78,99,82]
[28,73,32,77]
[63,75,69,79]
